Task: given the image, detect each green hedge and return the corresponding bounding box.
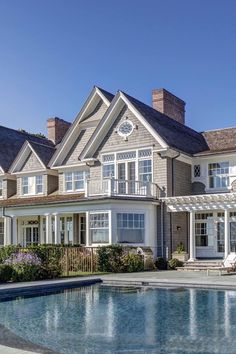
[97,245,144,273]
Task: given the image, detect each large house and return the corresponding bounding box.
[0,86,235,261]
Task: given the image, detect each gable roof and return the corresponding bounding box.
[0,125,54,172]
[80,90,209,159]
[49,86,114,167]
[9,140,56,173]
[122,92,209,155]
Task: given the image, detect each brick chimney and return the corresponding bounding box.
[152,88,186,124]
[47,117,71,145]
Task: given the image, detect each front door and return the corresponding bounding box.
[24,226,39,247]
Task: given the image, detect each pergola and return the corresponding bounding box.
[162,193,236,261]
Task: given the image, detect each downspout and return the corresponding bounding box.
[2,206,13,245]
[169,152,180,256]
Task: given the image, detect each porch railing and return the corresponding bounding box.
[85,178,161,199]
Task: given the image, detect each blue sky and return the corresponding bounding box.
[0,0,236,135]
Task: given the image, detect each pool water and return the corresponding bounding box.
[0,285,236,354]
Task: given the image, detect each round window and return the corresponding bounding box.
[118,120,134,137]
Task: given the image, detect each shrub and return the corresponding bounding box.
[155,257,167,270]
[121,253,144,272]
[168,258,184,270]
[0,245,19,263]
[0,264,13,282]
[144,256,156,271]
[97,245,124,272]
[27,245,63,278]
[4,252,43,282]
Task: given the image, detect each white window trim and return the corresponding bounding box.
[64,171,89,193]
[101,147,153,182]
[116,212,145,244]
[89,210,111,245]
[208,161,230,190]
[21,175,44,196]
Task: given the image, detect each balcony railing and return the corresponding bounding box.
[85,178,161,199]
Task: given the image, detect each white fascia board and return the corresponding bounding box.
[49,87,110,168]
[51,163,88,170]
[80,92,123,159]
[0,166,4,175]
[120,92,168,149]
[10,141,46,173]
[9,142,30,173]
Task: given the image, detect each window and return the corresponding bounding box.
[36,175,43,194]
[195,222,208,246]
[103,164,115,178]
[208,162,229,189]
[0,221,4,246]
[22,177,29,195]
[117,213,145,243]
[64,171,89,192]
[0,179,3,197]
[194,165,201,177]
[21,175,44,195]
[90,213,109,243]
[138,160,152,182]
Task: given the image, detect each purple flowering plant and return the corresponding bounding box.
[4,252,42,266]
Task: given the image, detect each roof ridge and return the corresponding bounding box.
[28,140,56,150]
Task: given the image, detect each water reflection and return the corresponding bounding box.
[0,286,236,353]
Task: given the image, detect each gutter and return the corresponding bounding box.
[1,206,12,245]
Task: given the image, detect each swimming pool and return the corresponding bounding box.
[0,285,236,354]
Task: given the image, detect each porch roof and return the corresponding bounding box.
[0,193,158,209]
[162,193,236,212]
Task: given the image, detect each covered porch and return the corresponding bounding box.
[163,193,236,261]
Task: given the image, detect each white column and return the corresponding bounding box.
[4,217,11,245]
[224,209,230,259]
[46,214,52,244]
[86,212,90,246]
[54,214,61,244]
[39,216,45,244]
[64,217,69,244]
[12,216,18,245]
[189,211,195,261]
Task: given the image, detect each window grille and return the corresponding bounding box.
[138,149,152,158]
[194,165,201,177]
[117,151,136,160]
[102,154,115,163]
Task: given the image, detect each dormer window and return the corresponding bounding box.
[21,175,44,196]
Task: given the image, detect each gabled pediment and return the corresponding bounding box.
[49,86,114,168]
[80,91,168,160]
[9,141,47,174]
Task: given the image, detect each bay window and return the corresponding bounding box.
[208,162,229,189]
[64,171,89,192]
[117,213,145,243]
[90,213,109,243]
